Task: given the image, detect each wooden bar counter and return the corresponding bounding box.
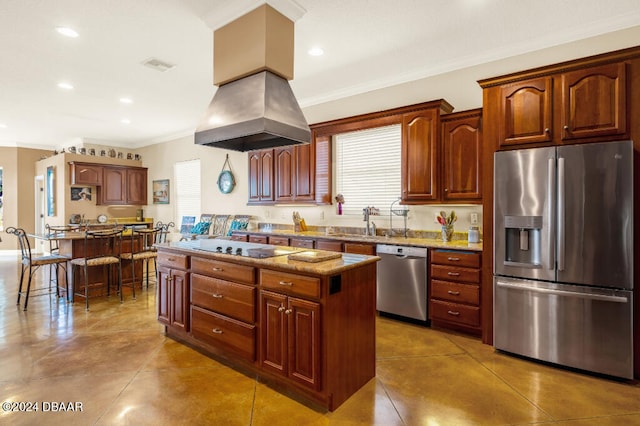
[155,239,380,411]
[31,230,146,300]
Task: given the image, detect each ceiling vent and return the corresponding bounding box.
[141,58,176,72]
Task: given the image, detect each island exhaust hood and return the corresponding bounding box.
[195,4,310,152]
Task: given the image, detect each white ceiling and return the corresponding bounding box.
[1,0,639,150]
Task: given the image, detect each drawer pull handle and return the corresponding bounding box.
[447,257,460,261]
[278,306,285,312]
[447,310,460,316]
[211,293,223,298]
[447,290,460,295]
[167,257,176,262]
[447,272,460,276]
[279,281,293,286]
[285,309,292,315]
[212,267,223,272]
[212,328,223,334]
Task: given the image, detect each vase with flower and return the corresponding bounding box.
[437,210,457,242]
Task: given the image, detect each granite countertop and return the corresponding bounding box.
[157,239,380,276]
[236,229,483,252]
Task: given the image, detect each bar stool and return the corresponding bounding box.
[6,227,70,311]
[70,228,124,310]
[45,224,79,297]
[121,227,161,298]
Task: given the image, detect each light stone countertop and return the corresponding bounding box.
[235,229,483,252]
[157,239,380,276]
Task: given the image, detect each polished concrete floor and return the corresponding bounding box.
[1,252,640,425]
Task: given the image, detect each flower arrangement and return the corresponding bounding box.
[437,210,457,242]
[437,210,457,226]
[335,194,345,215]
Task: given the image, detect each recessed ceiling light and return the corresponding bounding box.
[57,82,74,90]
[56,27,79,38]
[308,47,324,56]
[119,97,133,104]
[0,123,7,129]
[121,119,131,124]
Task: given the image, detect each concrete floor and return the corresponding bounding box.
[1,252,640,425]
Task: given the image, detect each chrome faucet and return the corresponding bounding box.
[363,207,377,236]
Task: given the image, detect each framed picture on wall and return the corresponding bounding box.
[46,166,55,216]
[71,187,92,201]
[153,179,170,204]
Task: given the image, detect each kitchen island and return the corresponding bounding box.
[155,238,379,411]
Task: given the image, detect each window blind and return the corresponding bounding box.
[174,159,201,224]
[335,124,401,215]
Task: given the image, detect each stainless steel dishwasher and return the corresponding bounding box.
[376,244,428,322]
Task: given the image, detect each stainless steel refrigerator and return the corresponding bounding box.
[493,140,634,379]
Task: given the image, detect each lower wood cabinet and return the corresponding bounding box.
[344,242,376,255]
[155,247,377,411]
[429,249,481,335]
[157,264,189,332]
[260,290,321,390]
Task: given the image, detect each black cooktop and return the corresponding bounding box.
[185,238,304,259]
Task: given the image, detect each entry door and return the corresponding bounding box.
[35,176,45,252]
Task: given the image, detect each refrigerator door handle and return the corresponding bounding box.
[557,156,565,271]
[496,281,629,303]
[548,158,555,270]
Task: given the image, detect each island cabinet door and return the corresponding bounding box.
[170,269,189,331]
[259,290,321,391]
[287,297,321,390]
[157,266,189,332]
[157,266,171,325]
[260,290,288,375]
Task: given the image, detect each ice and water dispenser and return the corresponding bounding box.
[503,216,542,267]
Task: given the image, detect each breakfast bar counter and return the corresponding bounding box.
[155,238,379,411]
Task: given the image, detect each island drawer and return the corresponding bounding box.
[290,238,315,249]
[431,280,479,305]
[430,264,480,284]
[260,270,320,299]
[158,252,189,270]
[430,300,480,327]
[191,274,256,323]
[431,250,480,268]
[191,257,255,284]
[191,306,256,362]
[268,236,290,246]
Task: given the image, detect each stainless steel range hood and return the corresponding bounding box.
[194,4,310,152]
[194,70,310,152]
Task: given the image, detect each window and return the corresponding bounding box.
[335,124,401,215]
[174,159,201,224]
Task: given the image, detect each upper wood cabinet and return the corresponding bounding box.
[493,62,627,149]
[441,109,483,202]
[402,108,439,203]
[248,149,274,203]
[99,165,148,205]
[69,162,103,186]
[560,62,626,141]
[248,136,329,205]
[499,77,553,146]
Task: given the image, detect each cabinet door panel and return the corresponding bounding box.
[260,291,288,375]
[561,62,626,140]
[402,109,438,201]
[70,163,103,185]
[170,269,189,331]
[126,168,147,205]
[248,152,261,202]
[294,142,315,201]
[157,266,171,325]
[275,147,294,202]
[102,167,127,204]
[260,150,274,201]
[442,112,482,201]
[499,77,552,146]
[288,297,321,390]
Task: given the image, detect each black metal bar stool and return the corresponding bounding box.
[121,226,162,298]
